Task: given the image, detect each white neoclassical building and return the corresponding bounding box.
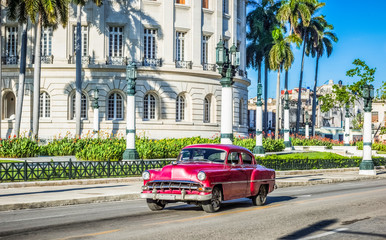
[0,0,250,139]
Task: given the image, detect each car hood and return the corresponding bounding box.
[157,162,226,181]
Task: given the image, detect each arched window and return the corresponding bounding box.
[204,97,210,123]
[144,93,156,120]
[2,91,15,119]
[40,92,50,118]
[108,92,123,120]
[70,92,87,120]
[176,95,185,121]
[239,99,243,125]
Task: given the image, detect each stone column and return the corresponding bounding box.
[253,83,264,155]
[305,122,309,139]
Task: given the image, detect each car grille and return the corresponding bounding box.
[146,180,202,191]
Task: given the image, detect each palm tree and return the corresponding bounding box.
[27,0,69,140]
[72,0,102,138]
[246,0,279,131]
[276,0,317,36]
[295,3,326,133]
[269,28,295,139]
[308,20,338,136]
[6,0,28,137]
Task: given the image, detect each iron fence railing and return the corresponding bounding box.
[0,159,172,182]
[1,158,384,182]
[256,157,386,171]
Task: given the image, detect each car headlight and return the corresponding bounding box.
[142,171,150,180]
[197,171,206,181]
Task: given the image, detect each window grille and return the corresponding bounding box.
[40,92,51,118]
[202,36,209,64]
[73,26,88,56]
[6,27,18,56]
[41,27,53,56]
[109,27,123,57]
[71,93,87,119]
[108,93,123,120]
[176,32,185,61]
[176,95,185,121]
[144,94,156,120]
[204,97,210,123]
[144,29,157,59]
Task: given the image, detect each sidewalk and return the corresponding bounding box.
[0,168,385,212]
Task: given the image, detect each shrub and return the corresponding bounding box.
[0,137,39,157]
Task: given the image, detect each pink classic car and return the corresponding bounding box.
[140,144,275,213]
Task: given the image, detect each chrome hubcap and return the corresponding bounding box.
[211,188,221,209]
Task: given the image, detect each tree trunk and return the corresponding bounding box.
[75,4,82,137]
[32,16,42,140]
[311,55,320,136]
[296,38,306,133]
[264,65,268,132]
[275,69,281,140]
[14,22,28,137]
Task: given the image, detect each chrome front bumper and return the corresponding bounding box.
[141,192,212,201]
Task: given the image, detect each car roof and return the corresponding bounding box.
[182,144,252,153]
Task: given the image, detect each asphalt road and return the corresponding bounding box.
[1,179,386,240]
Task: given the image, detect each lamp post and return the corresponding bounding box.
[253,83,264,155]
[359,83,376,175]
[92,88,99,135]
[216,38,239,144]
[123,62,139,160]
[305,111,310,139]
[283,90,292,150]
[344,102,350,146]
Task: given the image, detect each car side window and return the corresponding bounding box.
[228,152,240,165]
[241,152,253,165]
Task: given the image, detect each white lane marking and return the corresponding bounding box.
[298,228,349,240]
[298,195,312,198]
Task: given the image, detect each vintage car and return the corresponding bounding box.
[140,144,275,213]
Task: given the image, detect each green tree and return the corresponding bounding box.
[246,0,280,131]
[307,20,338,135]
[346,58,376,98]
[72,0,102,137]
[294,3,326,133]
[6,0,28,137]
[28,0,69,140]
[269,27,296,139]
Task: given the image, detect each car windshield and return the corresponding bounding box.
[177,148,227,164]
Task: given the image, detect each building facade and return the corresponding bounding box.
[0,0,250,139]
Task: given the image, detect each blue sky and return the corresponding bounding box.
[247,0,386,99]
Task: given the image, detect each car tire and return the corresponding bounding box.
[202,186,222,213]
[146,199,165,211]
[252,185,267,206]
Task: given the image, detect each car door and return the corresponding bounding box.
[227,151,248,199]
[241,152,255,197]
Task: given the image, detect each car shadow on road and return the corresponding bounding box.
[165,196,296,212]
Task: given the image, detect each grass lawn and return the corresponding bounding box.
[267,152,352,159]
[0,160,23,163]
[377,151,386,154]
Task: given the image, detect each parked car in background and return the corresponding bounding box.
[140,144,276,213]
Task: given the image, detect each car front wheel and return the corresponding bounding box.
[146,199,165,211]
[252,185,267,206]
[202,186,222,213]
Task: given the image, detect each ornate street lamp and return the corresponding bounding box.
[359,83,376,175]
[216,39,240,144]
[283,90,292,150]
[253,82,264,155]
[92,88,99,134]
[123,62,139,160]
